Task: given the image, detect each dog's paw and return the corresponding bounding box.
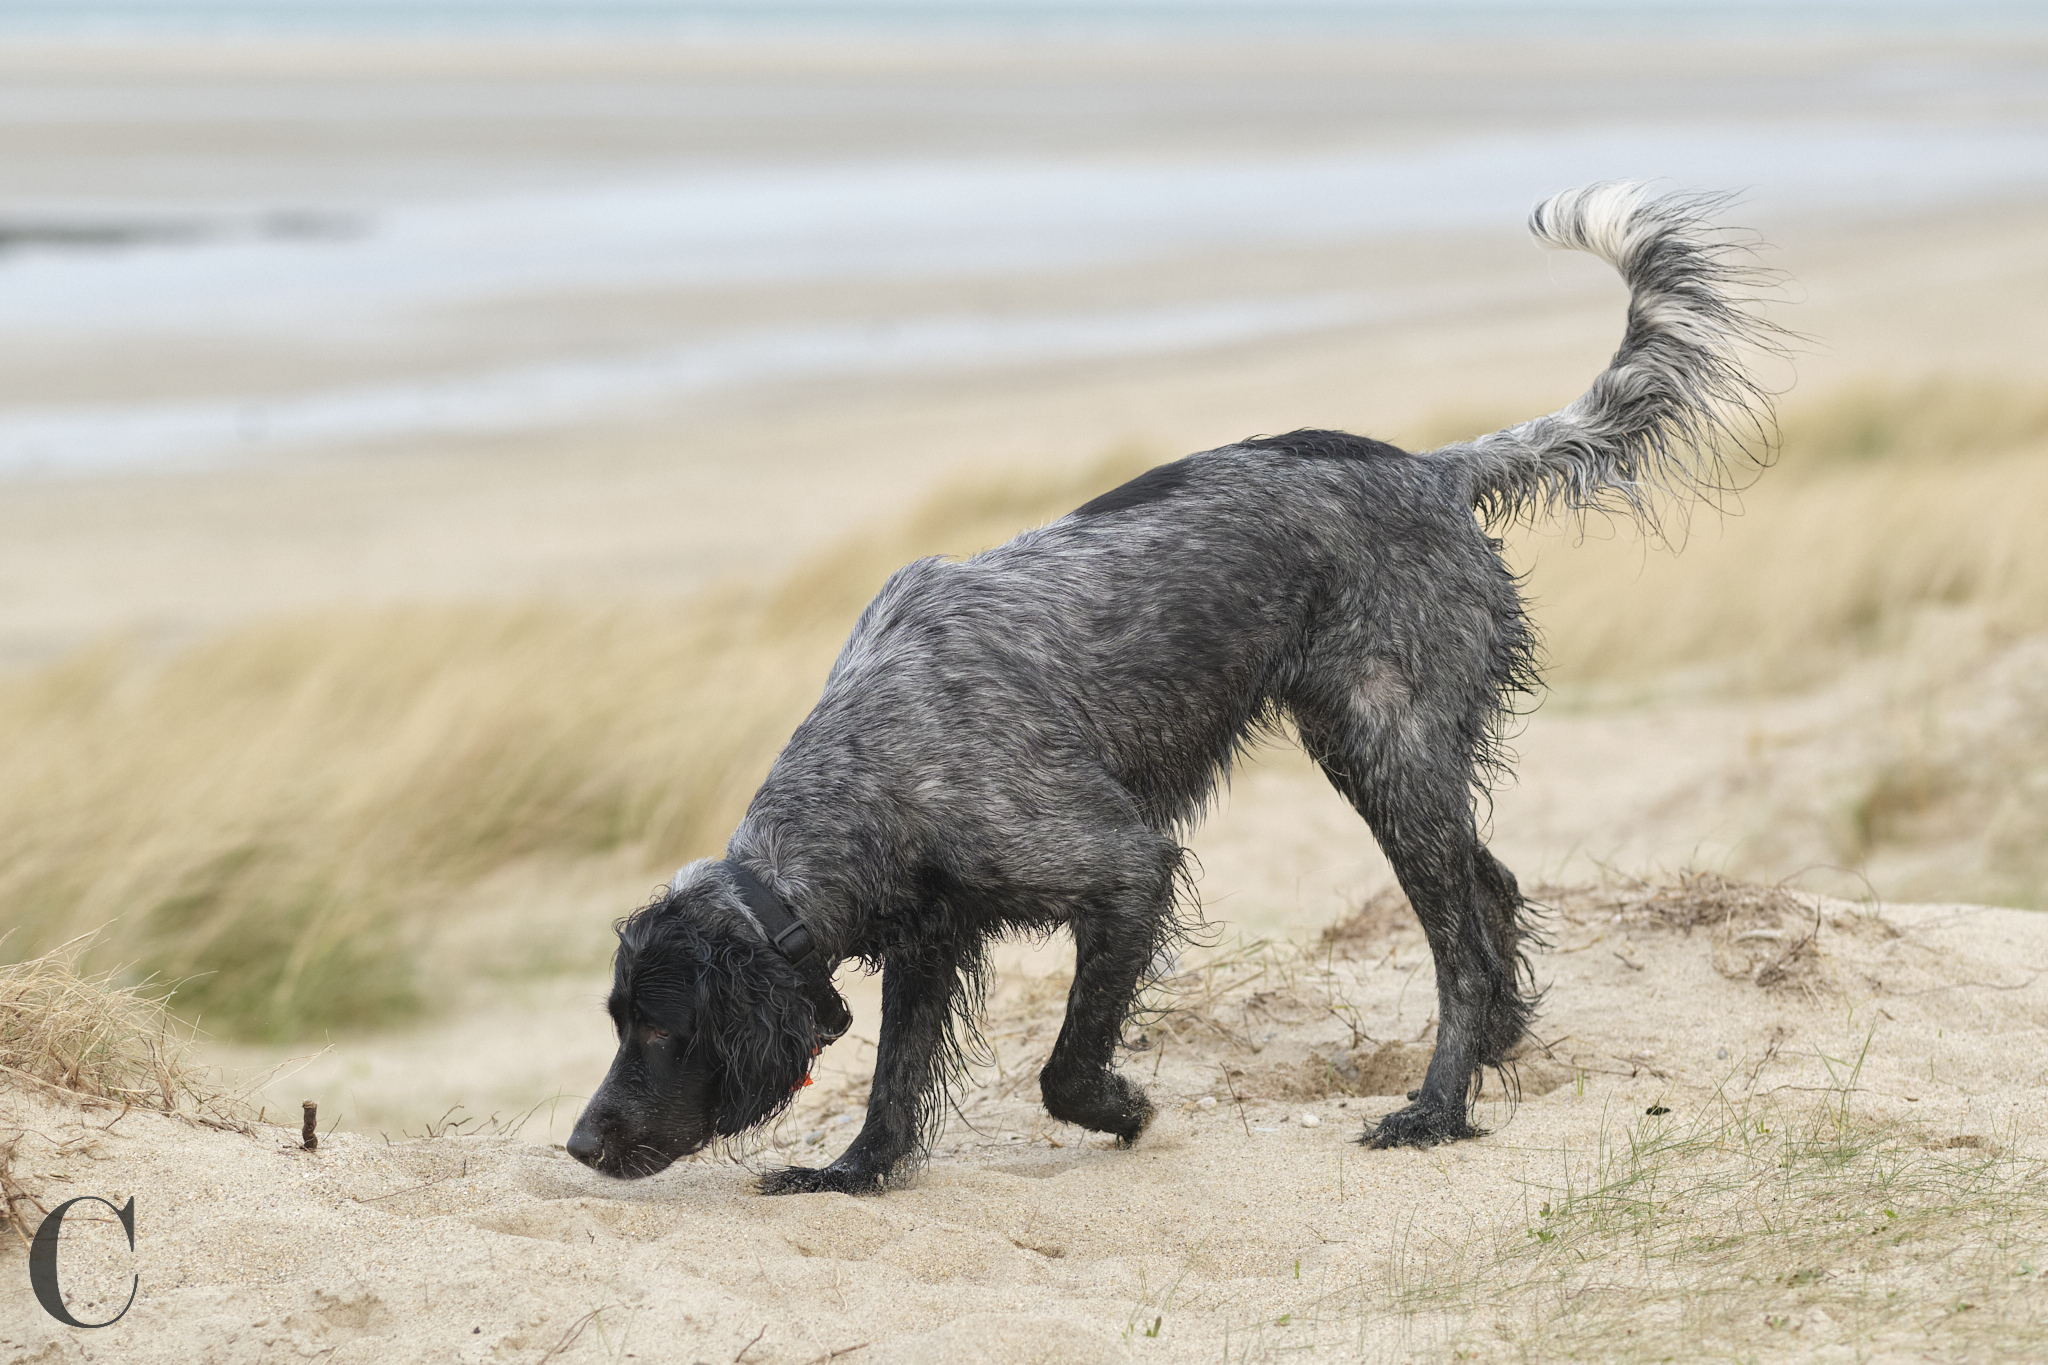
[757,1163,888,1197]
[1360,1100,1482,1150]
[1042,1068,1154,1144]
[1112,1092,1157,1147]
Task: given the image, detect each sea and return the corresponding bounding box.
[4,1,2045,42]
[2,1,2045,475]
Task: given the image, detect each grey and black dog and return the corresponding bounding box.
[567,183,1779,1194]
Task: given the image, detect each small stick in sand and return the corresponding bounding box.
[1219,1063,1252,1139]
[302,1101,319,1152]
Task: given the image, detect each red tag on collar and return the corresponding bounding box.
[791,1040,825,1092]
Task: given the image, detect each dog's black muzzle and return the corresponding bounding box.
[566,1094,711,1179]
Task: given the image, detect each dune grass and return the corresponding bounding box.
[0,378,2043,1040]
[0,450,1155,1041]
[0,931,247,1242]
[0,932,217,1112]
[1501,377,2048,692]
[1356,1093,2048,1363]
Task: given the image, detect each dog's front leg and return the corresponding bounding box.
[759,944,960,1196]
[1039,902,1160,1144]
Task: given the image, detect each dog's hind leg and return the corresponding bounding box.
[759,937,972,1196]
[1475,847,1533,1009]
[1298,713,1531,1148]
[1038,835,1180,1144]
[1367,786,1527,1146]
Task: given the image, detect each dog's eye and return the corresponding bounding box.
[640,1024,670,1043]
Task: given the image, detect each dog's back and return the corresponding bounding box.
[801,430,1524,844]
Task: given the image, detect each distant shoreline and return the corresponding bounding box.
[5,0,2048,44]
[0,28,2041,664]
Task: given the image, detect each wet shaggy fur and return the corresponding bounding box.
[567,183,1782,1195]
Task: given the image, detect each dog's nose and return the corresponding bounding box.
[565,1120,602,1167]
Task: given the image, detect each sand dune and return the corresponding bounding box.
[7,879,2046,1363]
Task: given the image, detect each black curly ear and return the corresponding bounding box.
[702,941,820,1137]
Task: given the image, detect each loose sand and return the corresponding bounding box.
[6,881,2046,1362]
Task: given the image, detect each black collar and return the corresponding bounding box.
[725,859,819,966]
[722,860,851,1046]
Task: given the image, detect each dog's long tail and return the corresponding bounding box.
[1440,182,1783,529]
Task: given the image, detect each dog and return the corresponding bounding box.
[566,183,1779,1194]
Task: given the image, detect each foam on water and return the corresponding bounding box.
[2,119,2045,473]
[9,123,2047,336]
[0,294,1392,475]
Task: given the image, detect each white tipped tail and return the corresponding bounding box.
[1446,183,1784,529]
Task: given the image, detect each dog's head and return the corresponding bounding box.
[566,865,835,1179]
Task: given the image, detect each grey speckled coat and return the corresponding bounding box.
[567,183,1784,1194]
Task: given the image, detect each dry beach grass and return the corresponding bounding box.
[0,935,248,1246]
[0,449,1147,1036]
[1504,378,2048,688]
[3,382,2047,1040]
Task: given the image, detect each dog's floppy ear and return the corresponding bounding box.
[699,941,823,1137]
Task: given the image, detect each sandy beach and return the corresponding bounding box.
[8,882,2048,1362]
[5,18,2048,1363]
